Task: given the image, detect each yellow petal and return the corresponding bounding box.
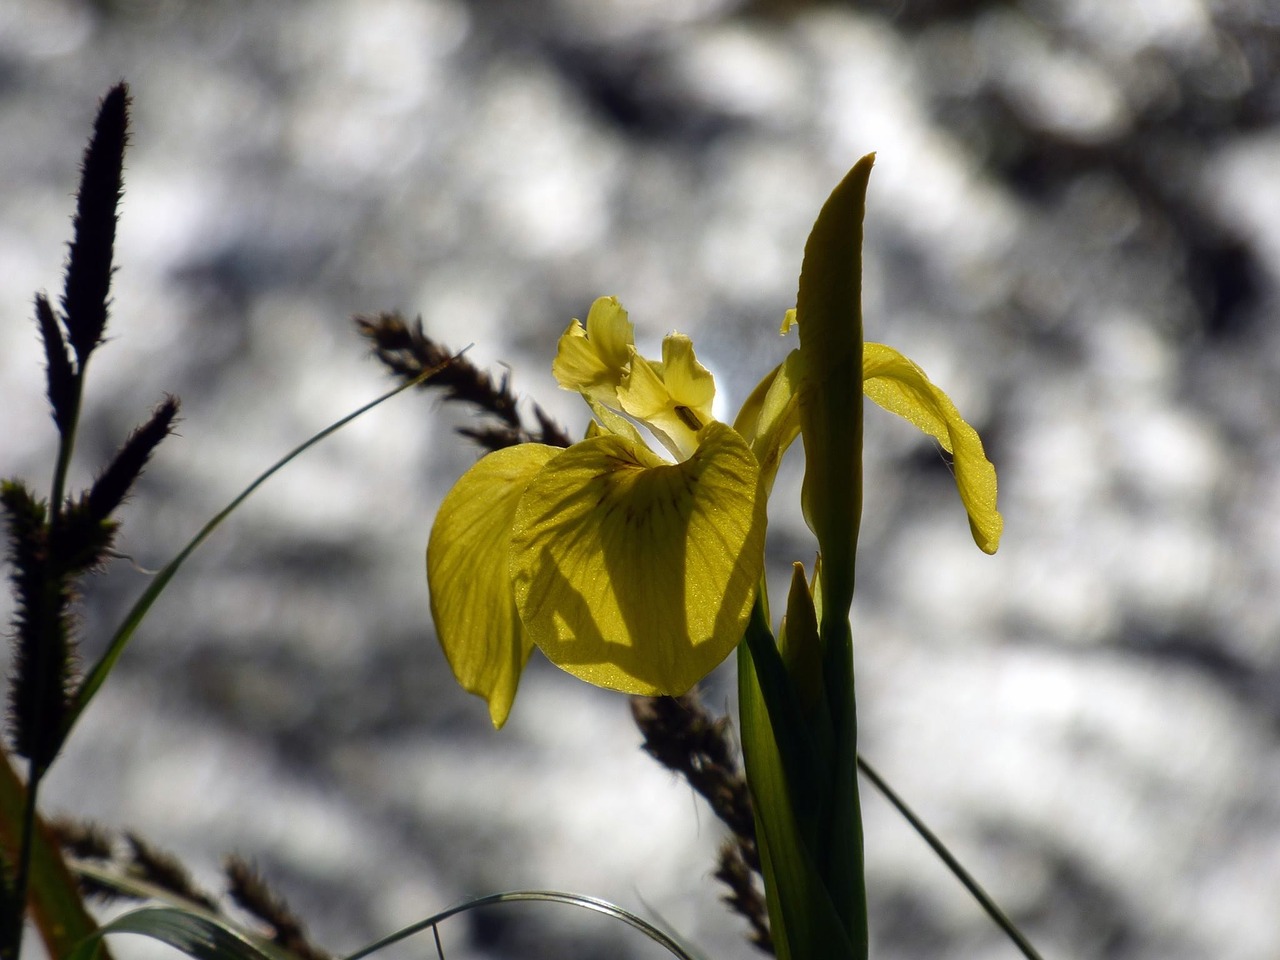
[616,333,715,461]
[862,342,1003,554]
[427,444,559,727]
[780,308,798,336]
[509,423,766,695]
[658,333,716,424]
[584,395,649,450]
[733,349,803,496]
[585,295,636,368]
[551,296,635,404]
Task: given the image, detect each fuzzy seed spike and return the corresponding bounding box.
[1,481,73,774]
[35,295,76,437]
[61,82,129,365]
[87,395,180,523]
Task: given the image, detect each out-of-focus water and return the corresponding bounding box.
[3,1,1280,958]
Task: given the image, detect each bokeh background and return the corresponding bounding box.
[3,0,1280,958]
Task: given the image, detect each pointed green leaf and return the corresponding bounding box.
[795,153,874,618]
[779,562,822,714]
[792,155,875,959]
[510,423,765,695]
[428,444,559,726]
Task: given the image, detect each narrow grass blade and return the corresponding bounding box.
[67,907,296,960]
[62,361,453,742]
[342,890,701,960]
[856,755,1046,960]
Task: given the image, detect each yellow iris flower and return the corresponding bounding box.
[427,296,1001,727]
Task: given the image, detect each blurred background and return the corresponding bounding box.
[3,0,1280,957]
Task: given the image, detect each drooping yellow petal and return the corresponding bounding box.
[862,342,1002,554]
[509,422,766,695]
[427,444,559,727]
[617,333,716,461]
[552,296,635,405]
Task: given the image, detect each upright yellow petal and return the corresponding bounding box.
[862,342,1002,553]
[552,296,636,404]
[509,423,766,695]
[427,444,559,727]
[616,333,716,461]
[658,333,716,425]
[733,349,803,496]
[584,295,636,369]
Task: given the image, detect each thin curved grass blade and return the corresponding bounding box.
[62,359,455,743]
[856,755,1046,960]
[67,907,296,960]
[342,890,703,960]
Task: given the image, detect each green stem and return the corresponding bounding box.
[855,755,1046,960]
[9,369,87,960]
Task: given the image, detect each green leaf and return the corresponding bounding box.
[795,153,874,618]
[510,423,765,695]
[792,154,877,959]
[0,752,104,960]
[67,907,295,960]
[779,563,822,716]
[738,615,853,960]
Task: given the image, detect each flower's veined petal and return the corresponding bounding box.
[617,350,700,460]
[733,349,804,496]
[427,444,559,727]
[552,297,635,404]
[863,342,1002,554]
[780,308,798,336]
[510,423,766,695]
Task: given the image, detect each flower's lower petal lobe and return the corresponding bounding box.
[509,424,766,695]
[427,444,559,727]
